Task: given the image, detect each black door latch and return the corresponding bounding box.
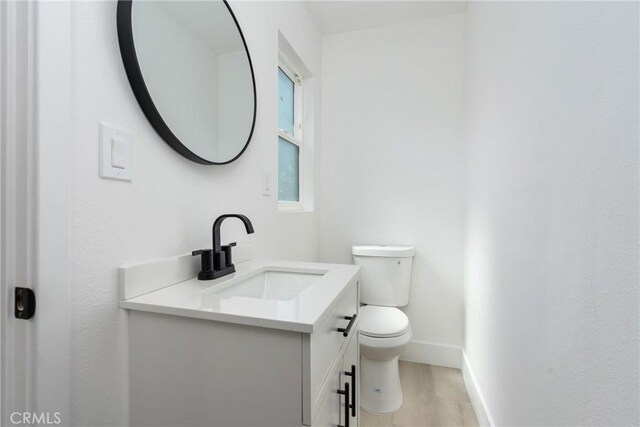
[15,287,36,319]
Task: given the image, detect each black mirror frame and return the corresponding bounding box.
[116,0,257,165]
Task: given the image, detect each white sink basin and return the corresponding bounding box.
[204,268,326,301]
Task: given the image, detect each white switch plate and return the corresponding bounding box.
[100,123,132,181]
[262,170,273,196]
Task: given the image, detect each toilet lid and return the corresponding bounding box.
[359,306,410,338]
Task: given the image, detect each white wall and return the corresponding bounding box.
[320,13,467,366]
[464,2,639,426]
[61,1,322,425]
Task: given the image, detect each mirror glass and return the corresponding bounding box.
[120,0,256,164]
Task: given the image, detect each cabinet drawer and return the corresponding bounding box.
[309,279,359,407]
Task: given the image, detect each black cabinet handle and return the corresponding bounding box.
[344,364,356,417]
[337,382,350,427]
[337,314,357,337]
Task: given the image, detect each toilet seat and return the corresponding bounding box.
[359,305,410,338]
[359,328,412,351]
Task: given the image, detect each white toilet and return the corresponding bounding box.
[352,245,415,414]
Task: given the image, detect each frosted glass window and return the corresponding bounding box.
[278,137,299,202]
[278,68,295,136]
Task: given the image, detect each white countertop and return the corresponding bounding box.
[119,258,360,333]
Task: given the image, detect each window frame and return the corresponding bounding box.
[278,56,304,210]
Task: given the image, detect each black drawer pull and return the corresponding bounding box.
[344,364,356,417]
[337,314,357,337]
[337,382,350,427]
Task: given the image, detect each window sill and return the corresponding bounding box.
[278,202,312,213]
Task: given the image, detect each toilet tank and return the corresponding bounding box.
[352,245,415,307]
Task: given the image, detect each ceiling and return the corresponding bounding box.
[305,1,467,35]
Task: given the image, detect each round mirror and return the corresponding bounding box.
[117,0,256,164]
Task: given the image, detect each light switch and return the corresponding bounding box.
[111,138,126,169]
[100,123,132,181]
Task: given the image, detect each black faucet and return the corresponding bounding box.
[192,214,255,280]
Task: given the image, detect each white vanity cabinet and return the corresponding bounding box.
[313,330,359,427]
[123,259,360,427]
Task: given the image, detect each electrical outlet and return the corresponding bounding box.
[262,170,273,196]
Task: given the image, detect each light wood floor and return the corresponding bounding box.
[360,361,479,427]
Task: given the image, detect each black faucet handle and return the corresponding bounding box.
[221,243,237,268]
[192,249,214,277]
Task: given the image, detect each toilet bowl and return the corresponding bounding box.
[359,305,412,414]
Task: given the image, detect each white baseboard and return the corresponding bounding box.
[399,340,462,369]
[462,351,494,427]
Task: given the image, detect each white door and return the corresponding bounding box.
[1,1,72,425]
[1,1,35,424]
